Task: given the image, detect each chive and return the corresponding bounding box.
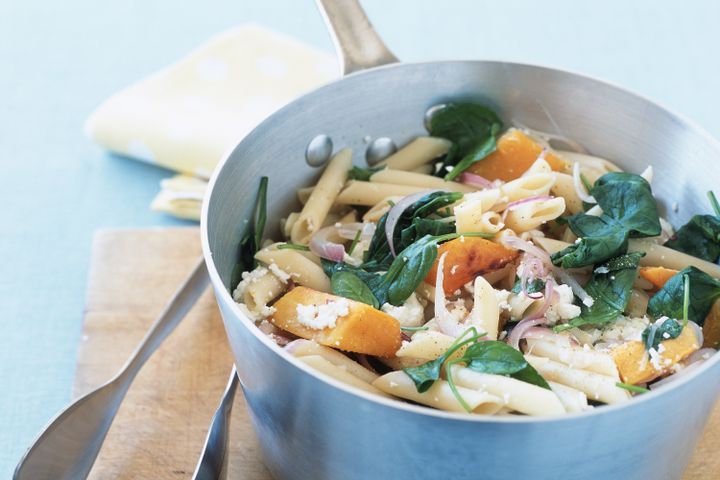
[580,173,593,192]
[278,243,310,251]
[708,191,720,217]
[446,359,472,412]
[682,273,690,327]
[387,199,395,207]
[347,229,362,256]
[400,325,430,332]
[616,382,650,394]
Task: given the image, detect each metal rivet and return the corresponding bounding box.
[366,137,397,166]
[424,103,446,132]
[305,134,333,167]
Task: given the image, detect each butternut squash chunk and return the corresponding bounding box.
[271,287,401,357]
[424,237,519,293]
[702,299,720,349]
[639,266,678,291]
[610,326,699,384]
[467,129,569,182]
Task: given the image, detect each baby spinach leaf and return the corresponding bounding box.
[552,173,660,268]
[428,103,503,181]
[364,191,463,270]
[404,328,482,392]
[665,215,720,262]
[230,176,268,290]
[642,318,683,351]
[457,341,551,390]
[322,260,389,306]
[559,252,644,330]
[648,267,720,326]
[330,271,379,309]
[348,166,384,181]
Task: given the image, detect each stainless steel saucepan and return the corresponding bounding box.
[202,1,720,478]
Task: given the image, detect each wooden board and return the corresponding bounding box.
[74,228,719,479]
[74,228,271,479]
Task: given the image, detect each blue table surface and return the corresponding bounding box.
[3,0,720,475]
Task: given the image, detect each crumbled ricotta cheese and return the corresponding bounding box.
[232,266,269,302]
[451,265,458,275]
[296,299,350,330]
[495,289,511,312]
[381,293,426,327]
[544,284,581,325]
[594,266,609,274]
[268,263,291,283]
[598,316,650,343]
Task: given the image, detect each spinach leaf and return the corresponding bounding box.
[330,271,380,309]
[322,260,389,306]
[648,266,720,326]
[665,215,720,262]
[348,165,384,181]
[230,176,268,290]
[642,318,683,351]
[364,191,463,270]
[404,328,482,393]
[552,173,660,268]
[428,103,503,181]
[558,252,643,330]
[457,341,550,390]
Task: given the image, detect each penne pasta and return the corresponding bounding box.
[500,173,556,202]
[504,197,566,232]
[377,137,452,171]
[548,381,589,413]
[291,149,352,242]
[336,181,427,206]
[551,173,584,214]
[373,370,504,414]
[395,330,456,360]
[298,355,388,397]
[628,239,720,279]
[449,365,566,416]
[287,339,379,383]
[370,169,476,193]
[467,276,500,340]
[233,266,286,314]
[255,244,331,292]
[525,338,620,378]
[525,355,631,404]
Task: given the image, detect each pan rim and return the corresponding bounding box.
[201,58,720,424]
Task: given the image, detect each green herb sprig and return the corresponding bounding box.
[230,177,268,290]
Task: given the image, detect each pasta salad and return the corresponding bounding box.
[230,102,719,416]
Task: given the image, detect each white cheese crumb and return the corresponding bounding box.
[389,381,398,388]
[296,298,350,330]
[544,284,581,325]
[232,267,269,301]
[268,263,291,283]
[598,316,650,343]
[381,293,425,327]
[451,265,458,275]
[594,266,609,274]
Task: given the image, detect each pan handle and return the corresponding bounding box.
[315,0,399,75]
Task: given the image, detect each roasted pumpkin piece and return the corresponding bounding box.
[466,129,569,182]
[424,237,519,293]
[610,326,700,384]
[271,286,401,357]
[702,299,720,349]
[638,266,678,291]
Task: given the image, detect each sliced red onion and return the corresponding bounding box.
[553,266,594,307]
[385,189,440,257]
[507,318,546,350]
[573,162,596,204]
[687,321,704,348]
[501,235,553,266]
[337,222,376,241]
[459,172,493,188]
[356,354,377,373]
[686,347,716,365]
[309,226,346,262]
[523,326,577,347]
[507,280,556,350]
[505,195,553,211]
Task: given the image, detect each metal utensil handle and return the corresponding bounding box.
[315,0,398,75]
[118,256,209,385]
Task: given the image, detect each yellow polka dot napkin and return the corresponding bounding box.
[85,24,337,220]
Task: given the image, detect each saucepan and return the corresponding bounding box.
[201,1,720,478]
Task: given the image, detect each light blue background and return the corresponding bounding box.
[2,0,719,475]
